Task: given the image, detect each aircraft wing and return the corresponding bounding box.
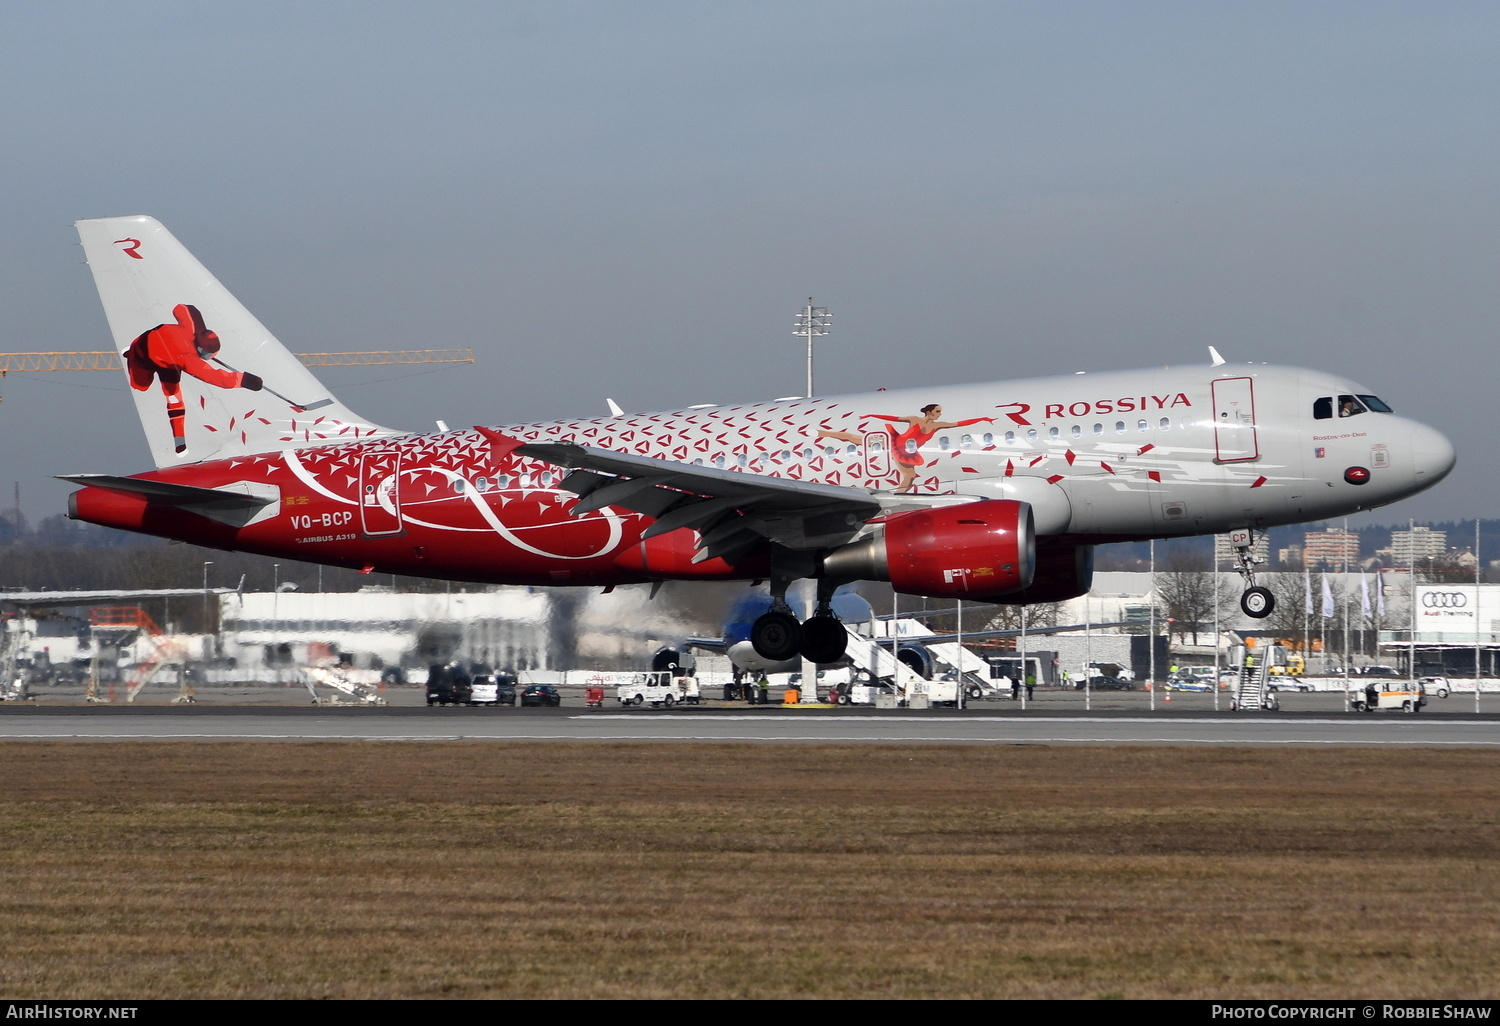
[515,439,890,561]
[0,588,239,608]
[904,619,1143,645]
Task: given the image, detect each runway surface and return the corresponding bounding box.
[1,705,1497,746]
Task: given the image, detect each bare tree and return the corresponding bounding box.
[1154,553,1227,645]
[973,602,1063,634]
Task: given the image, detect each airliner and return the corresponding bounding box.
[64,216,1456,665]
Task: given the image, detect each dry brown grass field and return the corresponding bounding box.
[0,742,1495,999]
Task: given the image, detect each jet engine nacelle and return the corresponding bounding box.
[986,542,1094,605]
[822,499,1036,598]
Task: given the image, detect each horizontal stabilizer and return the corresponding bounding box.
[58,474,275,509]
[60,474,281,529]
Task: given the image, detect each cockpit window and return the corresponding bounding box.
[1337,395,1368,418]
[1314,397,1333,420]
[1358,394,1393,413]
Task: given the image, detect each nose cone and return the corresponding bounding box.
[1410,422,1456,488]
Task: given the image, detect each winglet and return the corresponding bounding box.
[1208,346,1226,367]
[606,398,624,416]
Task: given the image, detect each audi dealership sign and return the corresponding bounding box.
[1415,586,1498,639]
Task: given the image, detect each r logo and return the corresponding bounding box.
[114,238,143,259]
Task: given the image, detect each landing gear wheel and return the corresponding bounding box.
[751,612,803,662]
[1241,586,1275,619]
[799,615,847,664]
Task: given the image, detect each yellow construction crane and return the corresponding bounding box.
[0,348,474,375]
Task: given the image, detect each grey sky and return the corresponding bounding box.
[1,2,1494,527]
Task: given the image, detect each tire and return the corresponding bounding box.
[631,694,644,706]
[1437,688,1449,699]
[1402,701,1413,713]
[837,693,851,706]
[751,611,803,662]
[663,694,675,708]
[967,685,982,700]
[1241,586,1275,619]
[799,615,847,664]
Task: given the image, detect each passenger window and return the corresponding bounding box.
[1004,431,1015,444]
[960,434,973,448]
[1138,420,1148,433]
[1314,397,1333,420]
[1027,429,1038,442]
[1048,427,1060,440]
[1115,421,1126,435]
[1093,423,1103,437]
[1071,425,1081,439]
[938,436,950,449]
[1159,418,1170,431]
[982,432,994,445]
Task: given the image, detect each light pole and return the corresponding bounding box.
[202,561,213,639]
[793,298,831,397]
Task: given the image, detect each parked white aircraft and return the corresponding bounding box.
[65,216,1455,665]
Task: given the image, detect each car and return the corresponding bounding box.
[469,673,518,706]
[1077,675,1135,691]
[425,663,472,706]
[1267,677,1314,692]
[1418,676,1451,699]
[1165,676,1212,692]
[520,684,562,707]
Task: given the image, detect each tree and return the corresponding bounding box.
[1154,553,1230,645]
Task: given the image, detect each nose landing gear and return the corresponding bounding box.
[1230,529,1276,619]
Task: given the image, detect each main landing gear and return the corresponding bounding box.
[749,578,850,665]
[1230,529,1276,619]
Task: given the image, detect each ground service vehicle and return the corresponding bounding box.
[1349,683,1427,713]
[616,673,701,707]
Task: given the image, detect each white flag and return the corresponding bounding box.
[1360,571,1372,618]
[1377,574,1386,617]
[1321,575,1335,618]
[1304,569,1313,615]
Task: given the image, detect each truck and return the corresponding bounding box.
[616,672,701,707]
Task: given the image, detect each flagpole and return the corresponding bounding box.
[1213,545,1221,712]
[1409,517,1417,687]
[1477,518,1483,714]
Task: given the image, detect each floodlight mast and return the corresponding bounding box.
[793,298,831,397]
